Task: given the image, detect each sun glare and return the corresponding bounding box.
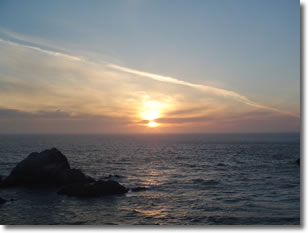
[139,100,165,128]
[141,101,162,120]
[144,111,160,121]
[147,121,159,127]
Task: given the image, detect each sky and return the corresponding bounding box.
[0,0,300,134]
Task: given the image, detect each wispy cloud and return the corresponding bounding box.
[0,38,83,62]
[2,31,299,119]
[108,64,300,118]
[0,28,299,118]
[0,27,85,62]
[0,31,300,133]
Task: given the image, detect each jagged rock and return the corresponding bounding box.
[131,187,148,192]
[0,197,7,204]
[1,148,128,199]
[58,180,128,198]
[57,168,95,185]
[1,148,93,187]
[103,174,122,179]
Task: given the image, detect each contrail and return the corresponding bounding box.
[0,38,83,62]
[108,64,300,118]
[0,34,299,119]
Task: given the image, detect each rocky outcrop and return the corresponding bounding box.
[1,148,129,199]
[57,168,95,184]
[57,180,128,198]
[1,148,94,187]
[103,174,122,179]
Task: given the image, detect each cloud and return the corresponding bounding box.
[166,106,211,117]
[0,108,71,119]
[154,110,300,133]
[108,64,300,118]
[0,38,83,62]
[156,116,213,124]
[0,27,85,62]
[0,108,31,118]
[0,33,298,118]
[0,108,135,134]
[0,33,300,133]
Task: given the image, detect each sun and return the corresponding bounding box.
[147,121,159,127]
[139,100,164,128]
[144,111,160,121]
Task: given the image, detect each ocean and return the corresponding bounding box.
[0,133,300,225]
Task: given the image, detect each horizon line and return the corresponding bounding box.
[0,132,300,136]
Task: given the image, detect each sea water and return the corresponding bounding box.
[0,133,300,225]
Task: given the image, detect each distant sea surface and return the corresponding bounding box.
[0,133,300,225]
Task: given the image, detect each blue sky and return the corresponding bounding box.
[0,0,300,133]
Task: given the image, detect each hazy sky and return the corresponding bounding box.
[0,0,300,134]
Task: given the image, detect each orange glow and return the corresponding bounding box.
[140,100,162,121]
[147,121,159,127]
[139,99,165,128]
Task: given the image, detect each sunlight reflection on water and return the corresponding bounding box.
[0,134,300,224]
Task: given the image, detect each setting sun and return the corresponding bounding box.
[147,121,159,127]
[0,0,301,225]
[139,99,166,128]
[144,111,160,121]
[141,100,162,121]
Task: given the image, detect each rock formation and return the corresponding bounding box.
[1,148,93,187]
[58,180,128,198]
[1,148,129,198]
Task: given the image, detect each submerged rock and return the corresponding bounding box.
[1,148,93,187]
[131,187,148,192]
[58,180,128,198]
[0,197,7,204]
[296,158,300,166]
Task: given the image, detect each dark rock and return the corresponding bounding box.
[1,148,93,187]
[103,174,123,179]
[296,158,300,166]
[58,169,95,185]
[131,187,148,192]
[0,197,7,204]
[58,180,128,198]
